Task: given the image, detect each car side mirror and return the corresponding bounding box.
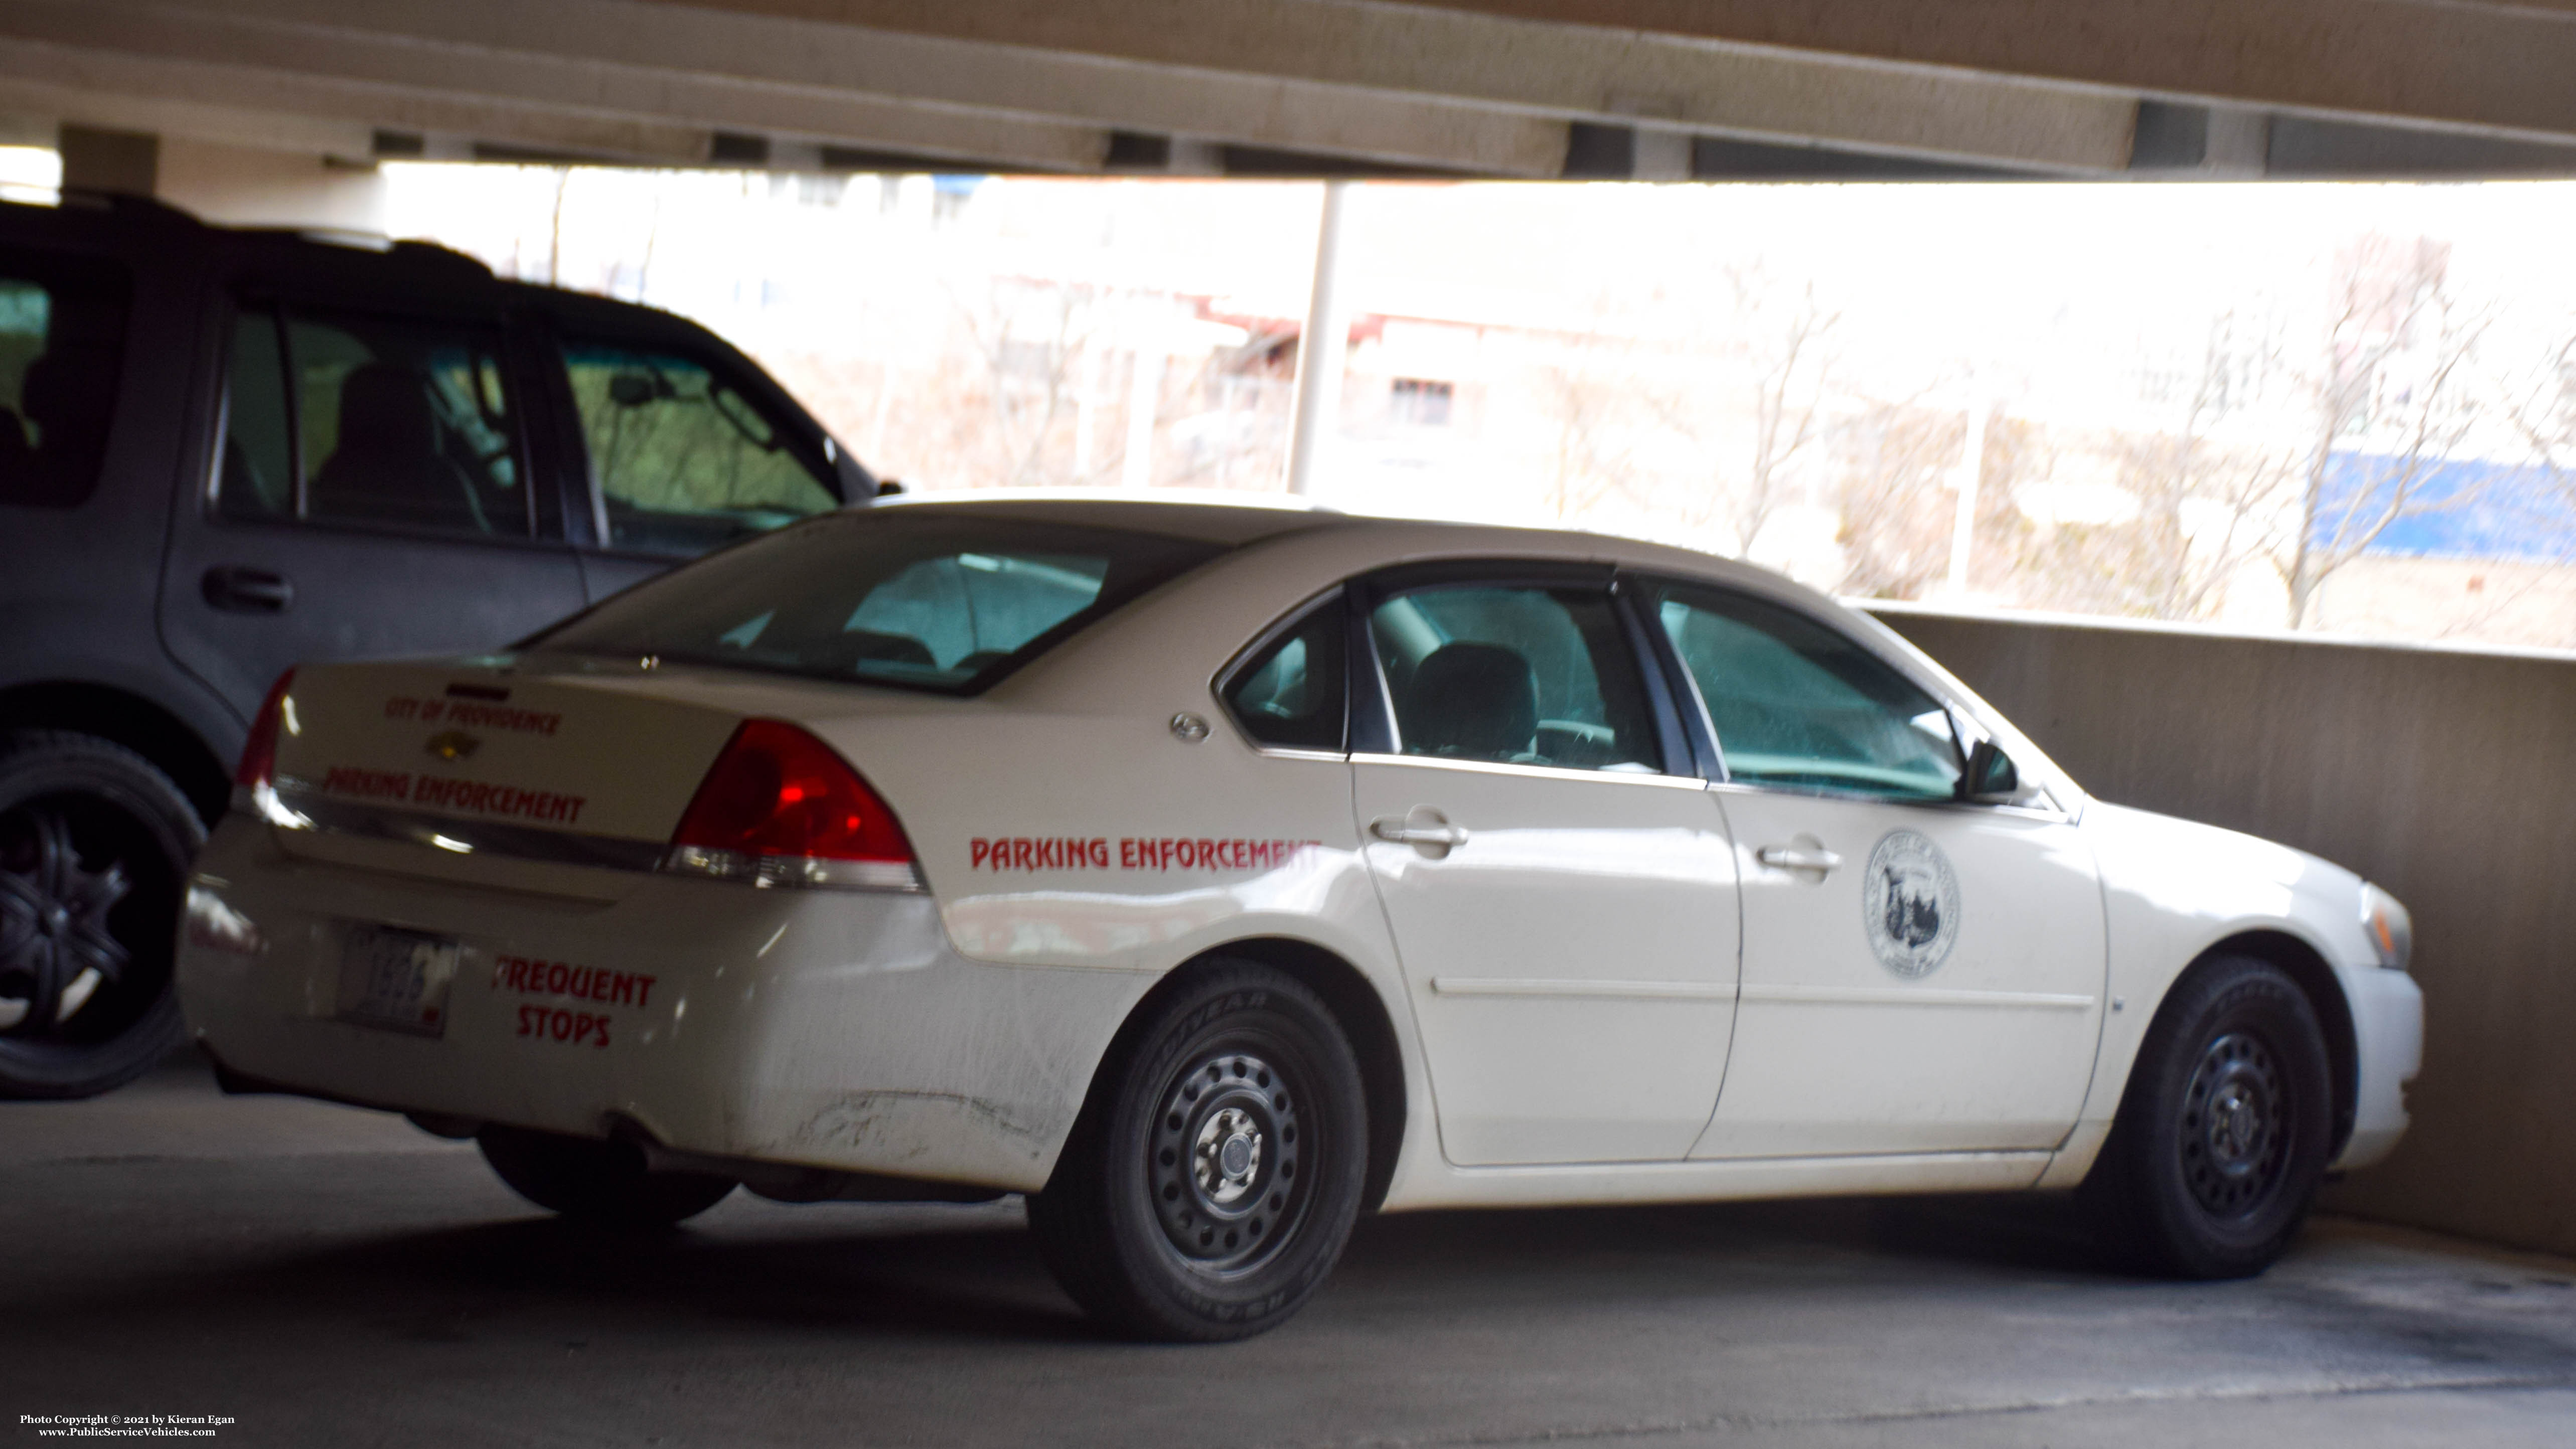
[1959,737,2024,803]
[607,371,661,408]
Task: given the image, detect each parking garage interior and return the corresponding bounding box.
[7,2,2576,1444]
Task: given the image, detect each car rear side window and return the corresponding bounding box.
[217,302,528,537]
[1367,583,1660,773]
[535,511,1226,694]
[0,248,129,510]
[561,338,838,557]
[1222,593,1347,752]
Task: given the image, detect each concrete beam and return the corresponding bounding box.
[0,40,716,165]
[1399,0,2576,148]
[141,0,1571,177]
[0,77,374,162]
[663,0,2143,172]
[0,2,1110,171]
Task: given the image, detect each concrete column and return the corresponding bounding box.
[155,137,387,231]
[1285,179,1351,497]
[56,125,157,196]
[1121,324,1164,491]
[1945,397,1992,595]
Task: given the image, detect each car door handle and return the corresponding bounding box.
[202,566,294,613]
[1756,845,1843,874]
[1371,817,1470,848]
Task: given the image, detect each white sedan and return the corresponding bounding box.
[177,496,2422,1341]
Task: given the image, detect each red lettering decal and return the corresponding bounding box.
[517,1004,535,1036]
[634,975,656,1008]
[971,839,991,869]
[420,700,443,722]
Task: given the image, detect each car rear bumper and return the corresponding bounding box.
[176,816,1154,1193]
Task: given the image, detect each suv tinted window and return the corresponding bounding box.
[562,338,837,556]
[0,248,128,509]
[537,511,1224,694]
[217,303,528,537]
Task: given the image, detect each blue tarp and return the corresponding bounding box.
[2318,452,2576,563]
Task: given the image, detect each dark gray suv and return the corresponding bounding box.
[0,191,875,1097]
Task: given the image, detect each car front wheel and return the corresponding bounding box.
[2084,954,2334,1278]
[1026,961,1368,1342]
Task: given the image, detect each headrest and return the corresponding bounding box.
[1404,641,1538,759]
[334,363,437,456]
[20,348,112,438]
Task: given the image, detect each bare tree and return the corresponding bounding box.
[1720,272,1840,558]
[2280,234,2491,627]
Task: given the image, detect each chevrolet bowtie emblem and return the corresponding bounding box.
[425,729,481,762]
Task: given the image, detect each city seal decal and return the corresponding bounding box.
[1861,830,1960,979]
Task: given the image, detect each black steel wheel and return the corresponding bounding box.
[2082,954,2332,1279]
[0,731,202,1099]
[478,1126,738,1228]
[1027,961,1366,1341]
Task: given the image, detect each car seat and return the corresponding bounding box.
[1403,641,1538,760]
[310,363,481,532]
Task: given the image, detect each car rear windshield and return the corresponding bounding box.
[533,510,1230,694]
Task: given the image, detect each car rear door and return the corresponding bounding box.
[1640,580,2108,1160]
[158,286,586,722]
[1347,564,1740,1167]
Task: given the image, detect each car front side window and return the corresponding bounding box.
[1367,582,1659,774]
[1652,583,1960,799]
[560,337,837,557]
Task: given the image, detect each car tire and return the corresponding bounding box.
[1026,961,1368,1342]
[2083,954,2334,1279]
[0,731,205,1100]
[478,1126,738,1227]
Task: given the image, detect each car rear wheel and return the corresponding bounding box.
[1026,961,1367,1342]
[2083,954,2333,1278]
[478,1126,738,1227]
[0,731,202,1100]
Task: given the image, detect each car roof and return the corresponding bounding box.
[865,491,1361,548]
[863,490,1773,582]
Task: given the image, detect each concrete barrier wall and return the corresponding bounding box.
[1869,605,2576,1258]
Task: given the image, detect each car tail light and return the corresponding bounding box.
[661,719,922,891]
[235,669,297,788]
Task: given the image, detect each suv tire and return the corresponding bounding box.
[0,731,203,1099]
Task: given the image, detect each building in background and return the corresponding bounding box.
[370,165,2576,650]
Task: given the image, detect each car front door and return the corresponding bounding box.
[1350,566,1739,1167]
[159,297,587,721]
[1643,581,2107,1160]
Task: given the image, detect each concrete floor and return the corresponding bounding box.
[5,1063,2573,1448]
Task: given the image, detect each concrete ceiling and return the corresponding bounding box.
[9,0,2576,180]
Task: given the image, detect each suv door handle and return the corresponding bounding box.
[1756,845,1843,874]
[202,566,294,613]
[1370,816,1470,849]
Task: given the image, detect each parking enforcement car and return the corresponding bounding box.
[176,495,2423,1341]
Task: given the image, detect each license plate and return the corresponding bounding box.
[336,926,461,1037]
